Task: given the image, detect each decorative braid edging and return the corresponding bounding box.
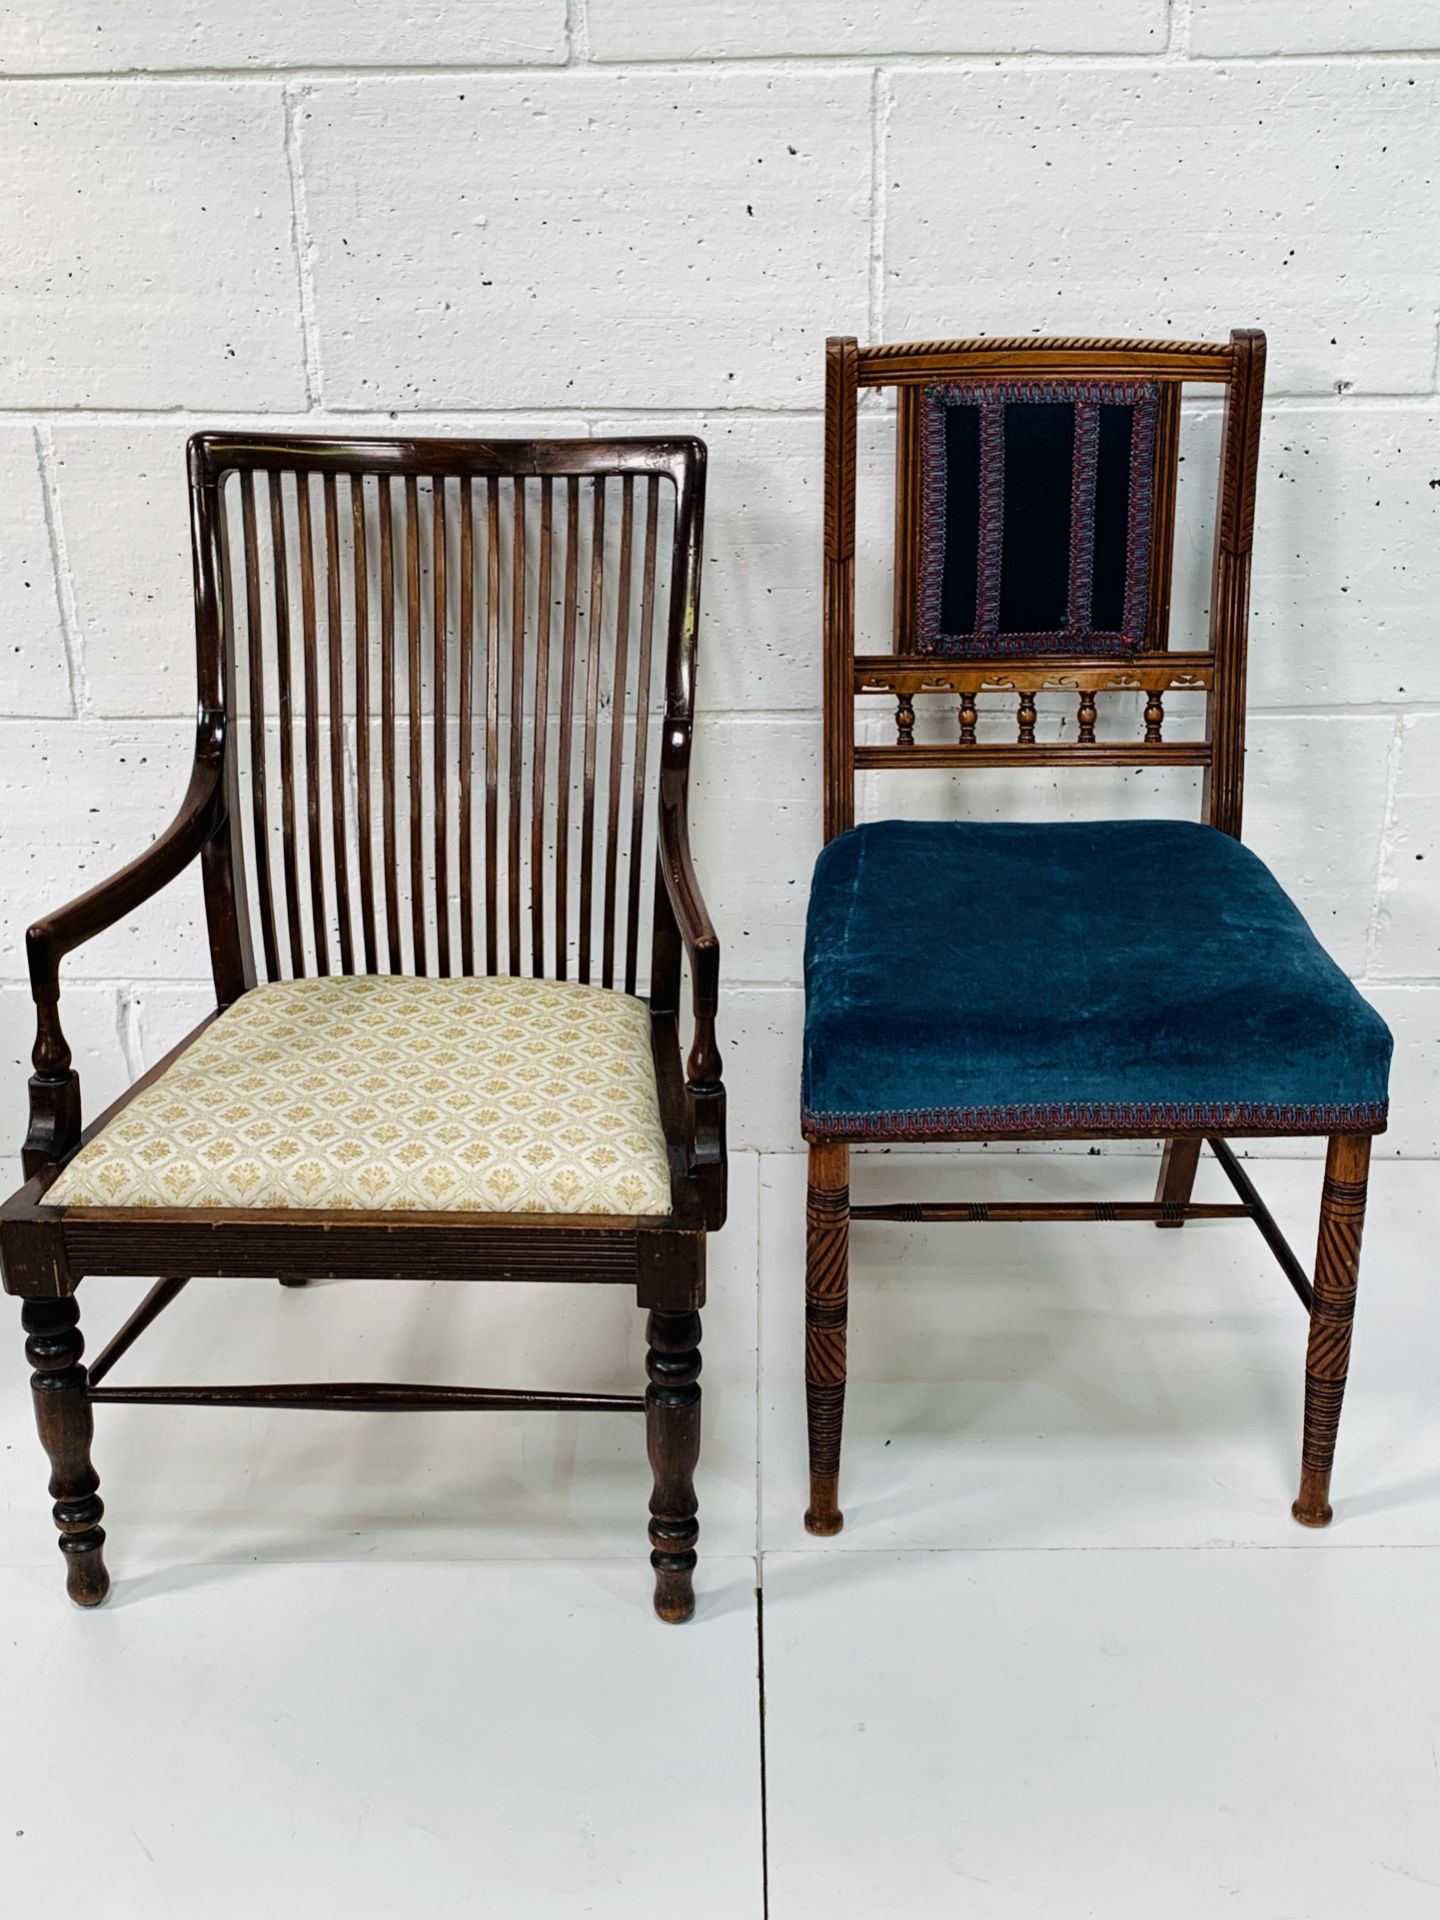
[802,1098,1390,1141]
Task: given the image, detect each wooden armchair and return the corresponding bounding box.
[803,331,1392,1535]
[1,433,725,1622]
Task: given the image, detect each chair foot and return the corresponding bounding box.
[1294,1133,1370,1535]
[646,1308,700,1624]
[804,1472,844,1536]
[22,1298,111,1609]
[805,1142,850,1535]
[1292,1466,1333,1530]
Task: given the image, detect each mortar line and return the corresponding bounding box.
[867,68,890,345]
[283,83,323,409]
[7,51,1440,80]
[1167,0,1195,60]
[9,700,1440,730]
[564,0,591,65]
[4,392,1439,425]
[33,424,89,717]
[1365,713,1407,978]
[114,986,145,1084]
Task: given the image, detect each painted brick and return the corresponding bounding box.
[0,982,130,1155]
[1244,715,1393,974]
[690,716,821,982]
[721,986,803,1152]
[0,83,305,408]
[590,410,895,712]
[884,64,1440,395]
[47,424,195,716]
[49,416,592,718]
[132,982,220,1069]
[1165,400,1440,705]
[299,71,872,409]
[587,1,1168,61]
[1248,406,1440,706]
[0,722,210,980]
[1365,987,1440,1157]
[0,3,567,71]
[1373,713,1440,977]
[1191,3,1440,57]
[0,429,71,716]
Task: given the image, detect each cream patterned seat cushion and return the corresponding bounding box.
[48,976,673,1216]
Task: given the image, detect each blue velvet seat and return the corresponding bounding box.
[803,819,1391,1141]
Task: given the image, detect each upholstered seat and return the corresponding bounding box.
[803,819,1392,1141]
[49,975,674,1216]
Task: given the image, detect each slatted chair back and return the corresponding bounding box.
[822,331,1266,842]
[187,435,704,1007]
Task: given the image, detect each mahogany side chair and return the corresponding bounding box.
[802,330,1392,1536]
[0,433,725,1623]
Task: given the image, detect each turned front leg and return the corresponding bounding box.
[22,1297,109,1607]
[1294,1133,1371,1529]
[645,1308,701,1623]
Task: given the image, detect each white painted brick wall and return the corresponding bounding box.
[0,83,306,408]
[1189,4,1440,58]
[0,4,569,71]
[1,6,1436,1163]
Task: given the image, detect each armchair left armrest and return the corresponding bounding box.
[23,756,223,1176]
[657,760,726,1231]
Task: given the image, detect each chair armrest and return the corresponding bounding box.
[22,759,223,1175]
[657,757,726,1231]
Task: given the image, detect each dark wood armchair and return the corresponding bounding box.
[802,331,1391,1536]
[1,433,725,1622]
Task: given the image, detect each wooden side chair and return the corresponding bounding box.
[803,330,1392,1536]
[0,433,725,1622]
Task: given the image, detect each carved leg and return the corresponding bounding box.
[22,1298,109,1607]
[645,1308,701,1623]
[1154,1136,1203,1227]
[1293,1133,1371,1529]
[805,1141,850,1536]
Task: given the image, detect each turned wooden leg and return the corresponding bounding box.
[645,1308,701,1623]
[22,1297,109,1607]
[805,1140,850,1536]
[1293,1132,1371,1529]
[1154,1136,1203,1227]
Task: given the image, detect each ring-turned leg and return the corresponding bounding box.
[22,1297,109,1607]
[805,1141,850,1536]
[1293,1132,1371,1528]
[1154,1136,1203,1228]
[645,1308,701,1623]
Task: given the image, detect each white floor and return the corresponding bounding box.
[1,1152,1438,1916]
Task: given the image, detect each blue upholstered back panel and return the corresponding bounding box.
[917,380,1160,656]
